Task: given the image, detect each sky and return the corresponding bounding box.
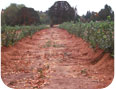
[0,0,115,16]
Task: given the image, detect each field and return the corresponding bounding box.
[1,1,114,89]
[1,22,114,89]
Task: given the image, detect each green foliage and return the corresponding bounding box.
[17,7,40,25]
[1,3,41,26]
[1,3,25,26]
[107,16,111,21]
[82,4,114,22]
[98,4,114,21]
[38,11,50,24]
[1,25,49,47]
[59,21,114,56]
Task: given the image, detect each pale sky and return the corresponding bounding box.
[0,0,115,16]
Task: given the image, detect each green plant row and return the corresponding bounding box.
[59,21,114,56]
[1,25,49,47]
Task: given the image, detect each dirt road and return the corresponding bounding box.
[1,28,114,89]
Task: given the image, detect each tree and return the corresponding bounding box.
[98,4,114,21]
[82,4,114,22]
[84,11,92,22]
[1,3,40,26]
[90,12,99,21]
[16,7,40,25]
[1,9,6,25]
[1,4,19,25]
[38,11,50,24]
[48,1,75,25]
[1,3,25,26]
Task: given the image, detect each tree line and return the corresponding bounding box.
[82,4,114,22]
[1,4,41,26]
[1,1,114,26]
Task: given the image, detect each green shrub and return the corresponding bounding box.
[1,25,48,47]
[59,21,114,56]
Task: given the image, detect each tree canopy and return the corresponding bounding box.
[1,3,40,26]
[98,4,114,21]
[1,4,25,26]
[48,1,76,25]
[82,4,114,22]
[1,3,114,26]
[38,11,50,24]
[17,7,40,25]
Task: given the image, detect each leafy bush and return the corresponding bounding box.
[59,21,114,56]
[1,25,49,47]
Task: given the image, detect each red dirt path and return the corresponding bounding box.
[1,28,114,89]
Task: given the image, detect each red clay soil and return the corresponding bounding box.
[1,28,114,89]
